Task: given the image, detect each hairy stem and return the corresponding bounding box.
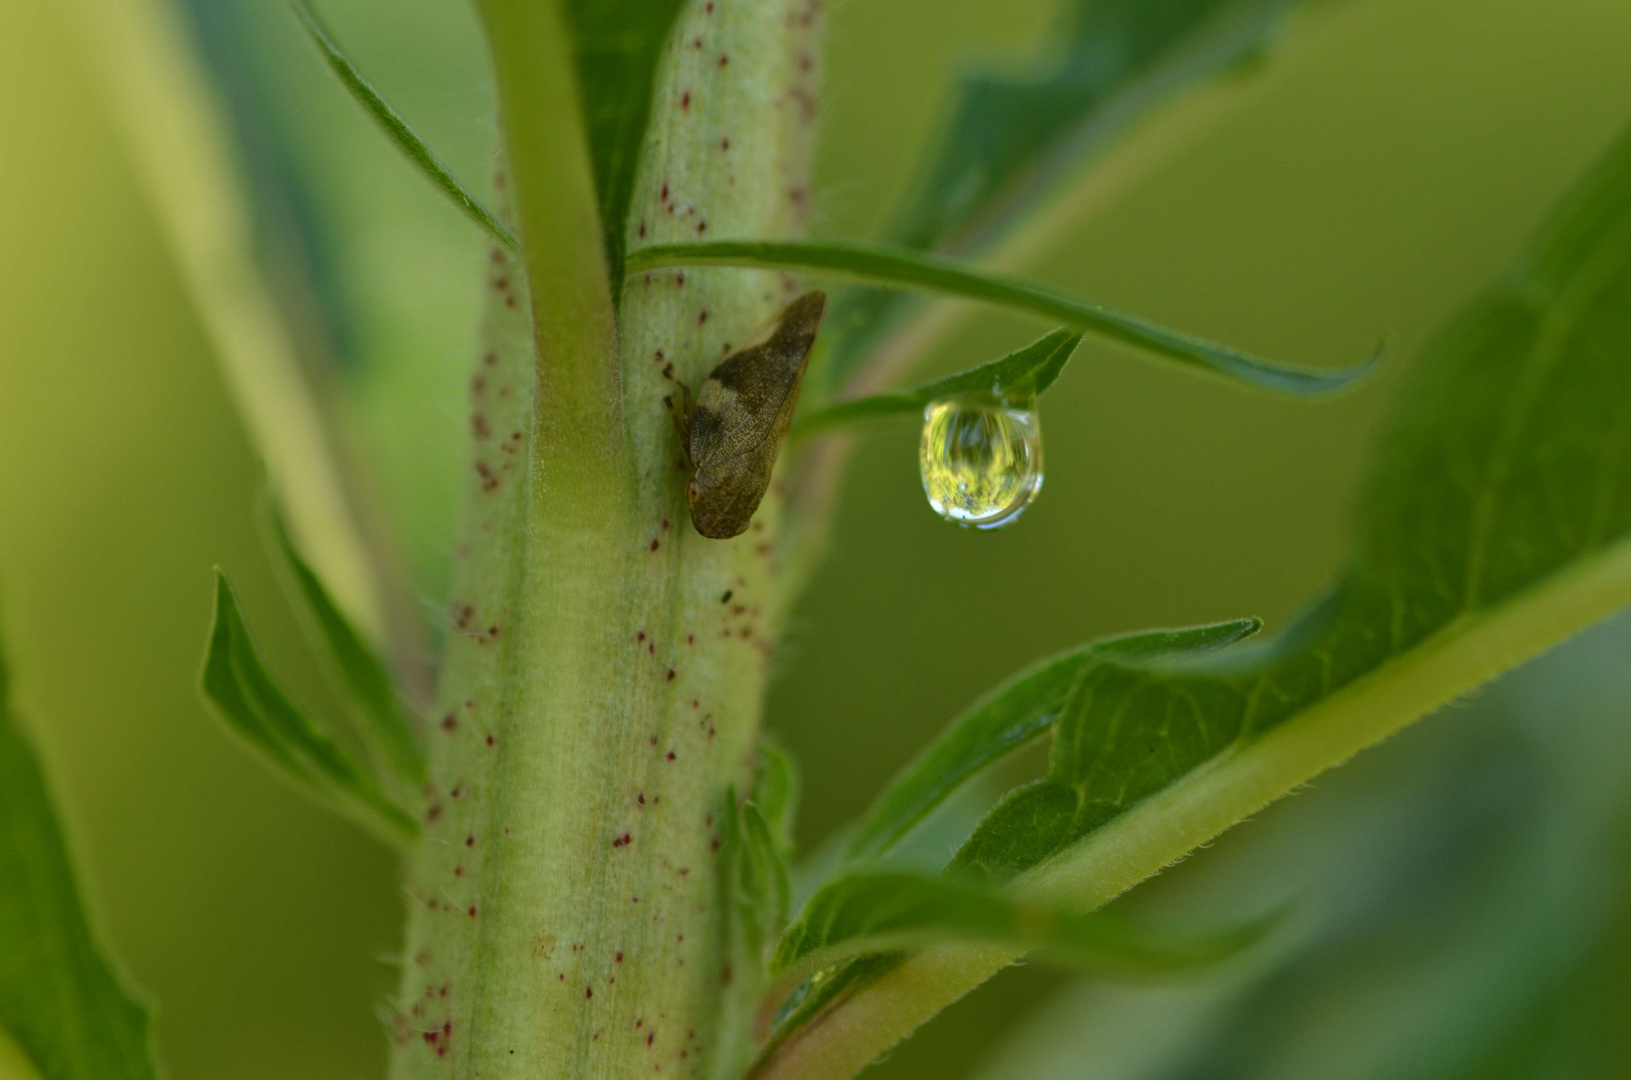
[473,0,623,514]
[390,3,821,1078]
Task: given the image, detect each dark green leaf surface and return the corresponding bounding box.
[200,570,417,846]
[753,124,1631,1080]
[953,122,1631,884]
[841,620,1260,867]
[772,871,1273,985]
[822,0,1302,387]
[269,506,424,788]
[626,241,1376,396]
[564,0,688,284]
[0,633,160,1080]
[973,616,1631,1080]
[286,0,518,254]
[896,0,1293,257]
[794,328,1083,436]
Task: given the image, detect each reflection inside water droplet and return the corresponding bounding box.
[919,397,1043,529]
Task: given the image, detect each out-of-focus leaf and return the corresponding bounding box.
[66,0,388,641]
[718,791,798,1079]
[726,791,794,974]
[899,0,1295,255]
[200,570,417,847]
[841,620,1260,868]
[627,241,1377,396]
[564,0,688,283]
[750,121,1631,1080]
[795,329,1083,436]
[821,0,1310,388]
[268,503,424,788]
[285,0,517,254]
[952,120,1631,885]
[0,629,161,1080]
[161,0,494,609]
[974,613,1631,1080]
[744,802,794,950]
[755,740,800,859]
[773,870,1275,986]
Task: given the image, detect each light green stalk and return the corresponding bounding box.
[390,3,821,1077]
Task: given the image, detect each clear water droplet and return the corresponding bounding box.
[919,396,1043,529]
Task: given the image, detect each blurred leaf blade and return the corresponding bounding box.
[795,328,1083,436]
[743,801,794,946]
[284,0,517,254]
[627,241,1375,395]
[755,740,801,859]
[841,619,1261,868]
[200,571,418,847]
[0,636,161,1080]
[772,871,1274,987]
[268,504,424,789]
[894,0,1295,256]
[823,0,1312,388]
[66,0,388,642]
[752,120,1631,1080]
[717,792,798,1078]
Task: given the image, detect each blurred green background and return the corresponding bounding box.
[3,0,1631,1077]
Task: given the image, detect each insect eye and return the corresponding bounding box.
[685,480,700,504]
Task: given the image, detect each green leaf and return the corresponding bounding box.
[901,0,1292,251]
[564,0,689,283]
[842,619,1260,867]
[625,240,1377,396]
[794,328,1083,437]
[725,791,794,971]
[0,632,161,1080]
[754,739,800,859]
[772,871,1274,988]
[267,503,425,789]
[200,570,418,847]
[717,789,799,1079]
[285,0,519,254]
[742,802,794,950]
[823,0,1308,387]
[748,121,1631,1080]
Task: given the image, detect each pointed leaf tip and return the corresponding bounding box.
[795,327,1085,437]
[286,0,518,254]
[266,503,424,788]
[201,570,418,847]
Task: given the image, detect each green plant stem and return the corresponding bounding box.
[751,531,1631,1080]
[390,3,822,1078]
[474,0,622,517]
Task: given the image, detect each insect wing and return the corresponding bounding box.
[686,291,826,538]
[690,291,827,468]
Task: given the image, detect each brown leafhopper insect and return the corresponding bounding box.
[667,290,827,539]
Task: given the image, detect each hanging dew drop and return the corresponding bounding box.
[919,396,1044,529]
